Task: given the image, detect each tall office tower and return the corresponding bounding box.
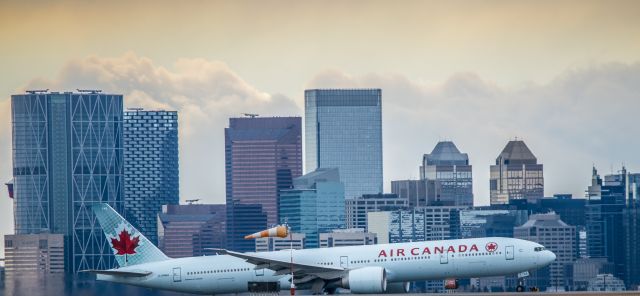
[225,116,302,225]
[3,234,65,275]
[489,140,544,205]
[279,168,345,248]
[11,91,124,273]
[585,167,627,281]
[623,207,640,289]
[391,179,427,207]
[514,214,577,290]
[123,108,179,245]
[420,141,473,206]
[157,204,226,258]
[305,89,383,198]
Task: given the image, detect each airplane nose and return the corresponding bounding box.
[546,251,556,263]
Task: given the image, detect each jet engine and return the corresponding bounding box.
[386,282,410,293]
[340,266,387,294]
[444,278,459,290]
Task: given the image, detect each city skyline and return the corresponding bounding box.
[2,0,640,257]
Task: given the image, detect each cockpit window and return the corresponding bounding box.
[534,247,545,252]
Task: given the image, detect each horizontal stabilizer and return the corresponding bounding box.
[82,269,152,277]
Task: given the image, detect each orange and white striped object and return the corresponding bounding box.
[244,225,289,239]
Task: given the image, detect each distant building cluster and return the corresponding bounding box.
[5,88,640,293]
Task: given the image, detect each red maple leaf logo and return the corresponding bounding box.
[111,229,140,255]
[486,242,498,252]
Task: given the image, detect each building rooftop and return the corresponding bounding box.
[517,213,570,228]
[496,140,538,165]
[424,141,469,165]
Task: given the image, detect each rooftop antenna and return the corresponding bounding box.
[76,89,102,94]
[243,113,259,118]
[26,89,49,94]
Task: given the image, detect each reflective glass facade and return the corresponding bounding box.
[279,168,345,248]
[305,89,383,198]
[123,109,179,245]
[11,92,124,273]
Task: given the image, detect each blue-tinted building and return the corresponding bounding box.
[123,108,179,245]
[279,168,345,248]
[226,202,268,252]
[305,89,383,198]
[11,90,124,273]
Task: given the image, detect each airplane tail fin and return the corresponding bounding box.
[92,203,169,267]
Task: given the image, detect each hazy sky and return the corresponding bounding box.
[1,0,640,253]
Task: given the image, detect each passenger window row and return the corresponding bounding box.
[187,268,251,275]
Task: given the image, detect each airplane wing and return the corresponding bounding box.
[210,249,344,282]
[82,269,152,277]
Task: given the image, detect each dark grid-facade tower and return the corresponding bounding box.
[123,109,179,245]
[11,91,124,273]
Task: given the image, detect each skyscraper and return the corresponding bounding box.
[11,90,124,273]
[123,108,179,245]
[490,140,544,205]
[304,89,383,198]
[279,168,345,248]
[225,116,302,225]
[420,141,473,206]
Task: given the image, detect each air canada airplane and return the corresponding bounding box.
[86,204,556,294]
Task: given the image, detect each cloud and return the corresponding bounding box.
[17,52,300,203]
[309,62,640,204]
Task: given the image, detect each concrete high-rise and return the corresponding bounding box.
[123,108,179,245]
[11,90,124,273]
[490,140,544,205]
[305,89,383,198]
[225,116,302,225]
[514,213,576,290]
[279,168,345,248]
[421,141,473,206]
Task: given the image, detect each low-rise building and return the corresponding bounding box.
[158,204,226,258]
[3,234,65,275]
[319,229,376,248]
[345,193,409,230]
[255,233,305,252]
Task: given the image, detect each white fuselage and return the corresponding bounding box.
[97,237,555,295]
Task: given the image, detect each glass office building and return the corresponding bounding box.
[305,89,383,198]
[421,141,473,206]
[11,91,124,273]
[490,140,544,205]
[279,168,345,248]
[225,116,302,226]
[123,109,179,245]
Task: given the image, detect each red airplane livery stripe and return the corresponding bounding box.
[378,244,480,258]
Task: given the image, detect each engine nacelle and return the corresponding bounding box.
[386,282,410,293]
[341,266,387,294]
[444,278,459,290]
